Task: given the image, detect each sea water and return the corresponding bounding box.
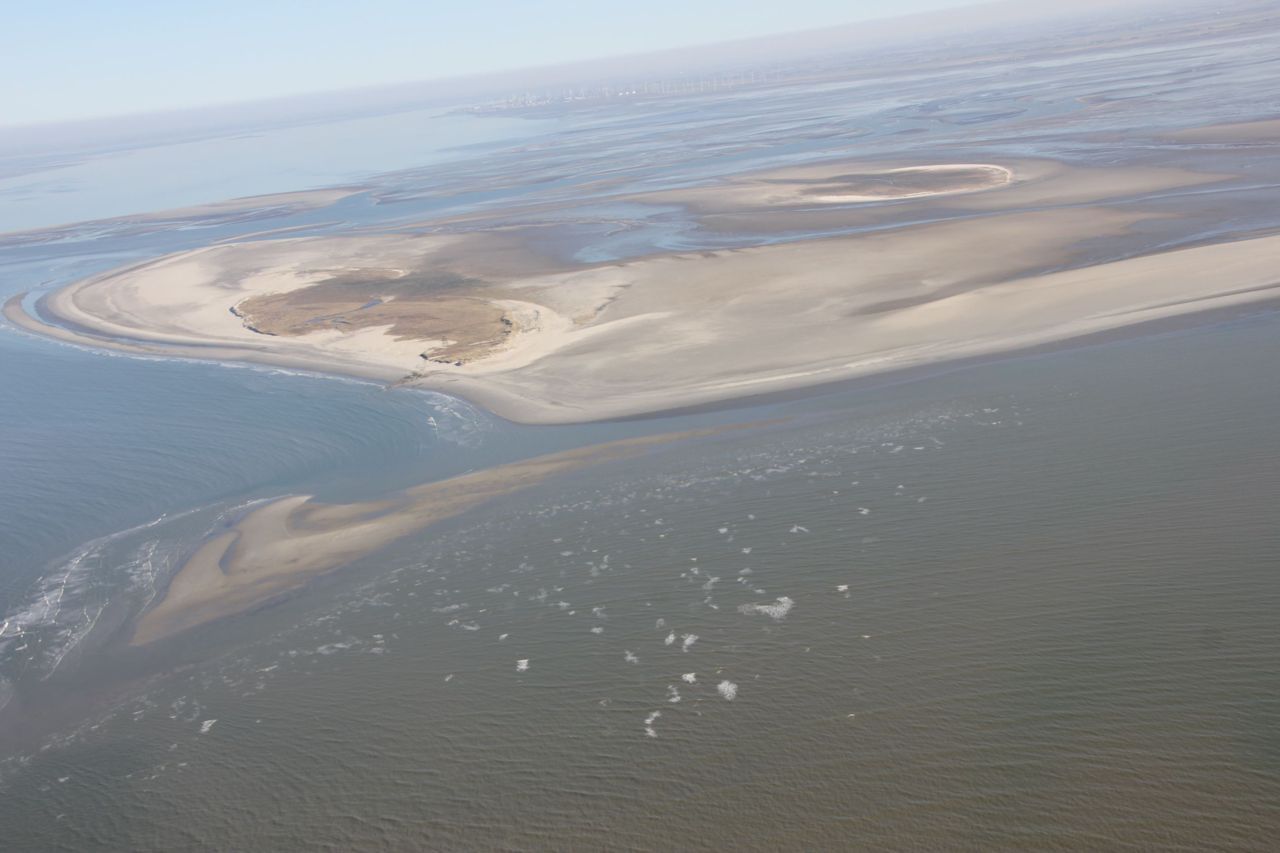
[3,21,1280,847]
[3,309,1279,849]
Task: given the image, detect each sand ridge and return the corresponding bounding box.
[130,425,758,644]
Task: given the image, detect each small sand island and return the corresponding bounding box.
[8,146,1280,424]
[131,426,744,644]
[650,162,1014,208]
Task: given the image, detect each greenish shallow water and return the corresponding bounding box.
[3,313,1278,851]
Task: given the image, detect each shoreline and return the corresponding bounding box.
[10,279,1280,429]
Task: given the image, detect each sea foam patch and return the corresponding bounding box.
[738,596,794,621]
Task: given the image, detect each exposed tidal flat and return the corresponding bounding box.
[15,150,1280,424]
[3,4,1280,847]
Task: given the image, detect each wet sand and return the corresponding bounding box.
[1167,118,1280,142]
[659,162,1015,208]
[131,426,746,645]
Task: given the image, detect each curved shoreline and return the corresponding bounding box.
[13,250,1280,429]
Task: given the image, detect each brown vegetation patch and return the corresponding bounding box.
[786,165,1009,200]
[233,269,512,363]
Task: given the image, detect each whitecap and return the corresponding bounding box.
[738,596,794,621]
[432,603,466,614]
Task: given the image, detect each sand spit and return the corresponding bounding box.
[642,159,1223,238]
[130,426,740,645]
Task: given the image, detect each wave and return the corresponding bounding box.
[416,390,493,447]
[0,498,269,687]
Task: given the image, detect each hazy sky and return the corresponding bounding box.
[2,0,983,126]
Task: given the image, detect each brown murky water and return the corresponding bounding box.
[4,312,1279,851]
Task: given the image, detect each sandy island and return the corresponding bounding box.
[7,150,1279,424]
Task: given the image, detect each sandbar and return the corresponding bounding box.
[131,425,744,644]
